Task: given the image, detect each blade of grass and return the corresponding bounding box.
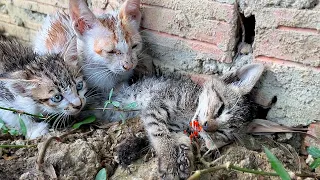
[72,116,96,129]
[310,158,320,169]
[307,146,320,158]
[95,168,107,180]
[18,115,27,137]
[108,88,114,101]
[264,147,290,180]
[0,144,37,148]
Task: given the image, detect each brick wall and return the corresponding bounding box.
[1,0,320,126]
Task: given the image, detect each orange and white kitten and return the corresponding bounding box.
[34,0,142,93]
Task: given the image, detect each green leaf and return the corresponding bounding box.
[0,124,8,131]
[310,158,320,169]
[0,123,5,130]
[124,102,138,110]
[0,119,7,131]
[18,115,27,137]
[9,129,19,136]
[108,88,114,101]
[111,101,120,108]
[264,147,290,180]
[95,168,107,180]
[2,129,8,134]
[119,113,126,124]
[307,146,320,158]
[103,100,111,111]
[72,116,96,129]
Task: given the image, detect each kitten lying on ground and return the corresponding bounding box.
[99,63,265,179]
[0,37,87,139]
[34,0,142,93]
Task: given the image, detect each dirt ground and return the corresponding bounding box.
[0,117,315,180]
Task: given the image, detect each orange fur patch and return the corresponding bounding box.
[45,21,67,51]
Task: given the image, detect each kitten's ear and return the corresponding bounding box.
[69,0,99,37]
[62,37,78,69]
[224,64,264,95]
[119,0,141,23]
[0,71,39,96]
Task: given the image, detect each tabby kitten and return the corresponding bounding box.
[103,64,264,179]
[0,38,87,139]
[34,0,142,92]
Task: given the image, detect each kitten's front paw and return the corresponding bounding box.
[177,144,193,179]
[158,144,193,180]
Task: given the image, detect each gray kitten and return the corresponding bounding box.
[0,37,87,139]
[98,63,265,179]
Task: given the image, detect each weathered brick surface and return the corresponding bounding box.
[251,6,320,126]
[140,0,238,63]
[254,55,320,126]
[254,8,320,67]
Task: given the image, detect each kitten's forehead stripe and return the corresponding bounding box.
[100,15,118,43]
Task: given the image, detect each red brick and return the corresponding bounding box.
[141,5,237,51]
[256,8,320,29]
[141,0,236,23]
[254,29,320,67]
[28,0,68,9]
[143,29,232,62]
[254,55,320,72]
[0,21,37,42]
[11,0,67,15]
[304,122,320,149]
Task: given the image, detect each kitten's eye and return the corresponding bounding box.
[106,50,122,55]
[76,81,84,91]
[132,44,138,49]
[216,104,225,117]
[107,50,116,54]
[51,94,63,103]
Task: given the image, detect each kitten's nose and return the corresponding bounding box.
[123,63,133,71]
[203,120,219,132]
[73,103,82,110]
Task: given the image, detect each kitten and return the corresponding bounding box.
[0,37,87,139]
[33,0,142,93]
[102,64,265,179]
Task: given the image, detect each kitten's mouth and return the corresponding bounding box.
[66,107,84,115]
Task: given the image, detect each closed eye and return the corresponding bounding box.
[214,104,225,118]
[132,44,138,49]
[106,50,116,54]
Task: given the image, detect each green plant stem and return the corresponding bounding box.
[188,163,278,180]
[86,107,140,112]
[0,144,37,148]
[37,128,78,171]
[188,163,320,180]
[0,106,46,119]
[188,164,228,180]
[229,164,278,176]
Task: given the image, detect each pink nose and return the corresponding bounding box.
[123,64,133,71]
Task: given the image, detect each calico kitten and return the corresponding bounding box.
[102,64,265,179]
[0,37,87,139]
[34,0,142,92]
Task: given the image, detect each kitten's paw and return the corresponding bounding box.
[158,144,193,180]
[176,144,193,179]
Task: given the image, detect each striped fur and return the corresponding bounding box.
[0,38,87,139]
[98,64,265,179]
[33,0,142,93]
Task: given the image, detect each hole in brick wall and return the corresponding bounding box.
[239,14,256,44]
